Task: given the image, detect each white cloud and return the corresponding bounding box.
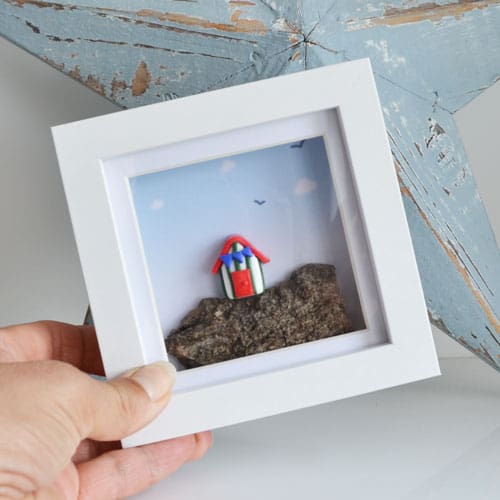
[294,177,318,196]
[150,199,165,211]
[220,159,236,173]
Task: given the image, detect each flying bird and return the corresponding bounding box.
[254,199,266,206]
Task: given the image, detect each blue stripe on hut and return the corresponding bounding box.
[211,235,270,300]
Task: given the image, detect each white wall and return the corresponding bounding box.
[0,37,117,325]
[1,37,497,358]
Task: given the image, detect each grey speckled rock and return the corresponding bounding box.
[166,264,352,368]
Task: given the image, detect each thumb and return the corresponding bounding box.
[84,361,176,441]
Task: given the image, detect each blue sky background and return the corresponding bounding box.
[129,136,359,336]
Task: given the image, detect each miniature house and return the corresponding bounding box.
[212,235,270,300]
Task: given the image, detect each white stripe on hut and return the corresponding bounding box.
[212,235,270,300]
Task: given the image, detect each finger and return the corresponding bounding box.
[0,321,104,374]
[77,432,212,500]
[78,360,176,441]
[72,431,212,465]
[187,431,213,462]
[52,463,79,500]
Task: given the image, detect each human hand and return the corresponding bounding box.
[0,321,212,499]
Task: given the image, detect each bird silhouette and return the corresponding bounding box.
[254,200,266,206]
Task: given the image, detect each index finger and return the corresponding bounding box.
[0,320,104,375]
[77,432,213,500]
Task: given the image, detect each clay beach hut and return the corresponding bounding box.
[212,235,270,300]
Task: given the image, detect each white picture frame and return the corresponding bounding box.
[52,59,439,447]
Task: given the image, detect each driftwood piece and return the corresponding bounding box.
[166,264,352,368]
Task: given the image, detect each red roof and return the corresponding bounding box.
[211,235,270,274]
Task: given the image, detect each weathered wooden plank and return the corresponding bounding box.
[1,0,499,368]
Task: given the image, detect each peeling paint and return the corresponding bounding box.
[7,0,264,43]
[132,60,151,96]
[84,74,105,95]
[401,184,500,334]
[228,0,256,5]
[425,118,446,148]
[25,19,39,32]
[426,313,498,368]
[111,76,127,98]
[69,65,80,80]
[136,8,268,34]
[41,55,64,70]
[348,0,500,30]
[366,39,406,67]
[272,16,301,33]
[5,0,66,10]
[458,335,497,365]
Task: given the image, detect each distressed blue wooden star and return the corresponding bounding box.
[2,0,499,367]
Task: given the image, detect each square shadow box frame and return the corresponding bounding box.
[52,58,439,447]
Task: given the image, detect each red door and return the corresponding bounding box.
[231,269,254,298]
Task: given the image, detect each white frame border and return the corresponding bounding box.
[52,59,439,446]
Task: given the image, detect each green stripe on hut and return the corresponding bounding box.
[212,235,270,300]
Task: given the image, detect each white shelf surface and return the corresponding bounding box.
[135,358,500,500]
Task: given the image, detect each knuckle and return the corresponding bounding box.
[36,361,91,439]
[37,359,79,380]
[106,453,128,499]
[139,445,162,484]
[78,454,126,500]
[110,382,141,424]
